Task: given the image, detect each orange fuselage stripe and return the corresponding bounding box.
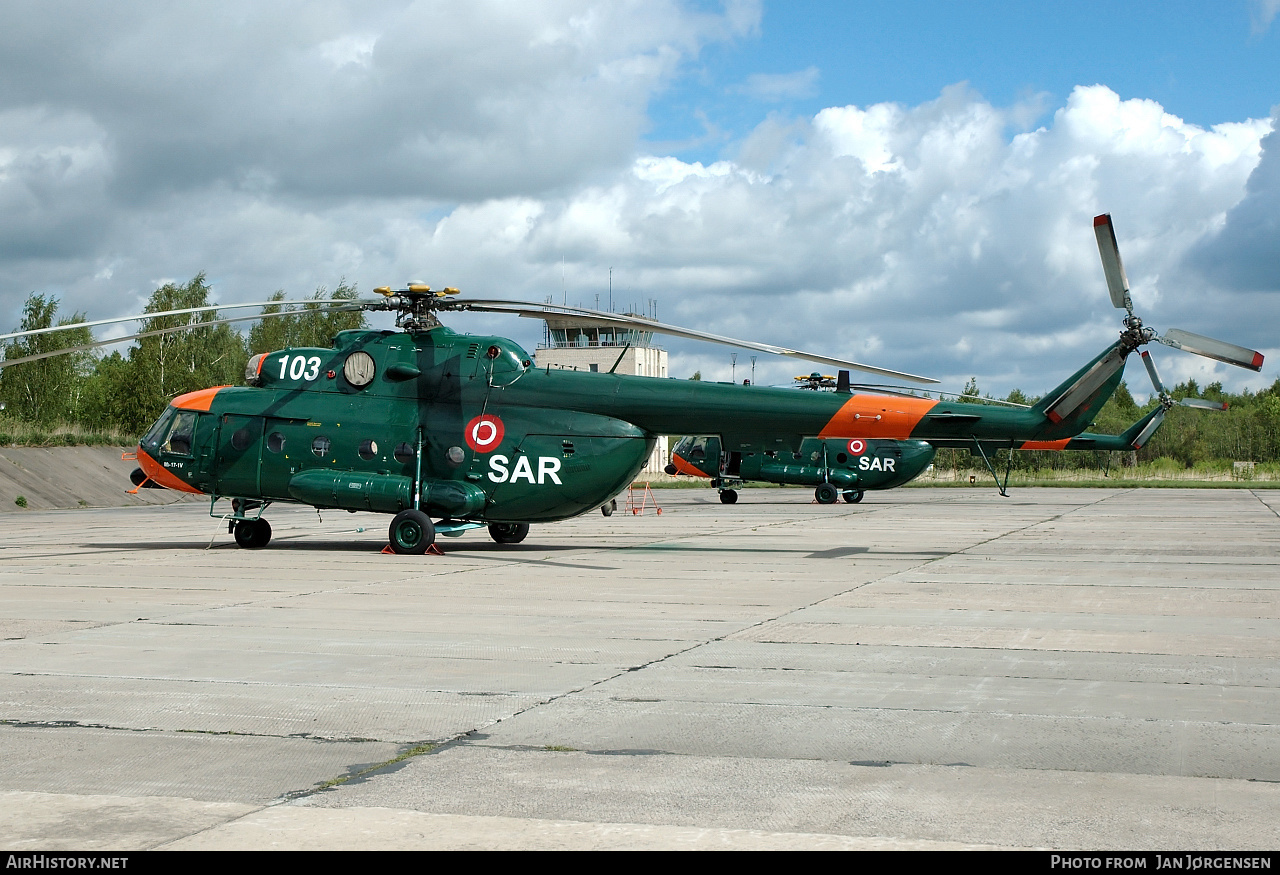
[171,386,227,412]
[136,448,206,494]
[818,394,936,440]
[1019,439,1071,451]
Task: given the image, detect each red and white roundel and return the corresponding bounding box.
[847,439,866,455]
[465,415,505,453]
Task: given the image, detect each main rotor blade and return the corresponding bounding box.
[451,299,939,384]
[1093,214,1132,312]
[0,299,352,343]
[1139,350,1167,395]
[1160,328,1265,372]
[0,305,363,370]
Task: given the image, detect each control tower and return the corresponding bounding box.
[535,312,669,474]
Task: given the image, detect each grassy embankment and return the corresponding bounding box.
[0,417,133,448]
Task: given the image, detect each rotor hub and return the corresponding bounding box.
[370,285,460,332]
[1118,315,1154,354]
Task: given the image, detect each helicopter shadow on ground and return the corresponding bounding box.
[74,535,625,569]
[69,537,922,563]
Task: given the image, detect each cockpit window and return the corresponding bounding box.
[162,412,198,456]
[141,408,178,451]
[675,436,718,460]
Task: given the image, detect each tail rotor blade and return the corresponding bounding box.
[1139,350,1166,395]
[1132,407,1166,449]
[1160,328,1264,372]
[1093,214,1132,312]
[1179,397,1229,412]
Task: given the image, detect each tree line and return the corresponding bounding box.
[0,275,365,437]
[937,375,1280,472]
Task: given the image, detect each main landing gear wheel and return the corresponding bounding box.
[719,489,738,504]
[815,483,839,504]
[488,522,530,544]
[233,518,272,549]
[389,509,436,555]
[843,489,864,504]
[601,499,617,517]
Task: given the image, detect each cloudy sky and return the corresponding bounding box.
[2,0,1278,400]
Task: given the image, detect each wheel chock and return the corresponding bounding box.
[381,544,445,556]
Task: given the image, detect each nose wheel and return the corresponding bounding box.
[488,522,530,544]
[843,489,864,503]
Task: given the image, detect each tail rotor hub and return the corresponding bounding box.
[1095,213,1262,373]
[1118,315,1154,354]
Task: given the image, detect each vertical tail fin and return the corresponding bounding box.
[1031,342,1127,435]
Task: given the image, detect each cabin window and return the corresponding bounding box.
[231,426,255,451]
[359,439,379,461]
[311,436,331,458]
[836,452,847,464]
[393,442,415,464]
[266,432,286,453]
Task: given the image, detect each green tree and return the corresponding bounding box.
[0,293,95,425]
[1088,380,1140,436]
[958,377,981,403]
[79,351,131,435]
[1004,388,1033,406]
[111,274,248,435]
[247,281,366,354]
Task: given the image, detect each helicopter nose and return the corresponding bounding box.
[134,448,205,495]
